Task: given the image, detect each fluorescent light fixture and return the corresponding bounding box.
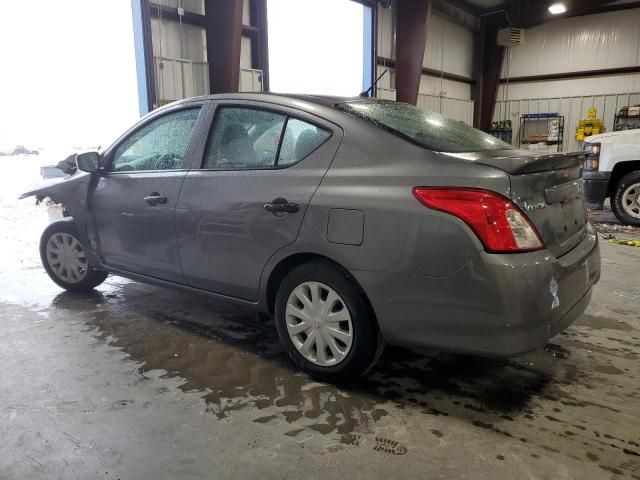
[548,3,567,14]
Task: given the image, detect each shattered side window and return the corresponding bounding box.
[111,108,200,172]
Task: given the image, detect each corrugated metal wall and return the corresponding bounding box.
[377,6,474,101]
[497,9,640,108]
[494,92,640,152]
[150,2,259,103]
[500,9,640,80]
[495,8,640,151]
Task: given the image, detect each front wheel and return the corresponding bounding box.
[274,260,383,383]
[40,221,108,292]
[611,171,640,227]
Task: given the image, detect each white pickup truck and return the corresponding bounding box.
[583,129,640,226]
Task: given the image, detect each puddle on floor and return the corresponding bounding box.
[44,283,640,473]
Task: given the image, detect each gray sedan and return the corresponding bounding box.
[22,94,601,382]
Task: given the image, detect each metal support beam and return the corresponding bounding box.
[204,0,243,94]
[132,0,157,113]
[472,16,505,131]
[395,0,432,105]
[249,0,270,91]
[500,65,640,84]
[377,56,475,85]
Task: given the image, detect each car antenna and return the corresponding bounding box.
[359,69,388,98]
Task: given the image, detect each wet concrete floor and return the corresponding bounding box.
[1,157,639,479]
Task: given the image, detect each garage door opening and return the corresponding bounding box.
[267,0,374,96]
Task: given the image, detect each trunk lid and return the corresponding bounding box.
[441,149,588,257]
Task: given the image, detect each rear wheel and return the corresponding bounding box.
[611,171,640,227]
[274,260,383,383]
[40,221,108,292]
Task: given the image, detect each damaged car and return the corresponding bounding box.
[21,93,601,382]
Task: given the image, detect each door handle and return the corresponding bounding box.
[144,193,167,206]
[264,197,299,214]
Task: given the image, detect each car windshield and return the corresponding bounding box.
[337,100,514,153]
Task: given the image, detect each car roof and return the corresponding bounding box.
[172,92,384,114]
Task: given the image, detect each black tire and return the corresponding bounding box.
[611,171,640,227]
[274,260,384,383]
[40,221,108,292]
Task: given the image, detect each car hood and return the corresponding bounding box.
[20,172,92,216]
[438,149,586,175]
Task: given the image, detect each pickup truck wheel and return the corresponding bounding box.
[274,260,384,383]
[40,221,108,292]
[611,171,640,227]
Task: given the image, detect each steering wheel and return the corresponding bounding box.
[155,152,182,170]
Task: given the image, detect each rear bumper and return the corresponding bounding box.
[583,171,610,209]
[354,224,601,357]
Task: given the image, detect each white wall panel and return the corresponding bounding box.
[377,5,394,60]
[151,18,206,62]
[153,0,204,15]
[243,0,251,25]
[154,57,209,102]
[375,65,471,100]
[419,74,471,99]
[494,92,640,152]
[495,8,640,153]
[376,5,474,81]
[502,9,640,78]
[423,12,474,79]
[240,36,252,69]
[240,68,263,92]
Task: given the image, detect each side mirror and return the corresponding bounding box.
[75,151,100,173]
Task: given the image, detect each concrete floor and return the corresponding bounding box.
[1,157,639,480]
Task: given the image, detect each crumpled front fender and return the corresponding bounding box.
[21,172,101,266]
[20,172,92,213]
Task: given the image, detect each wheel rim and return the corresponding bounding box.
[45,232,89,283]
[621,183,640,219]
[285,281,353,367]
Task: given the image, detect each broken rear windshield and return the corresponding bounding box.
[337,101,514,153]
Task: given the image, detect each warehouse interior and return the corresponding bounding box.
[136,0,640,151]
[2,1,640,479]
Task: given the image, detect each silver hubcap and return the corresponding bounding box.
[285,281,353,367]
[622,183,640,219]
[45,232,88,283]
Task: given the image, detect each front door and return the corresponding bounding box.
[176,103,342,300]
[89,105,203,282]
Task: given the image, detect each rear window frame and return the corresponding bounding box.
[336,100,514,153]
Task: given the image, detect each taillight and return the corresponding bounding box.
[412,187,544,253]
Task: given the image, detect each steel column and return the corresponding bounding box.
[249,0,270,91]
[395,0,432,105]
[472,16,505,131]
[204,0,244,94]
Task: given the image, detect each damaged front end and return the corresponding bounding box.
[20,168,100,265]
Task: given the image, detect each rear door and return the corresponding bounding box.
[175,101,342,301]
[88,104,204,282]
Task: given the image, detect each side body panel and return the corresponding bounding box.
[257,118,512,311]
[88,171,187,282]
[176,101,343,301]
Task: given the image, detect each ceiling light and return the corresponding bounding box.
[548,3,567,14]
